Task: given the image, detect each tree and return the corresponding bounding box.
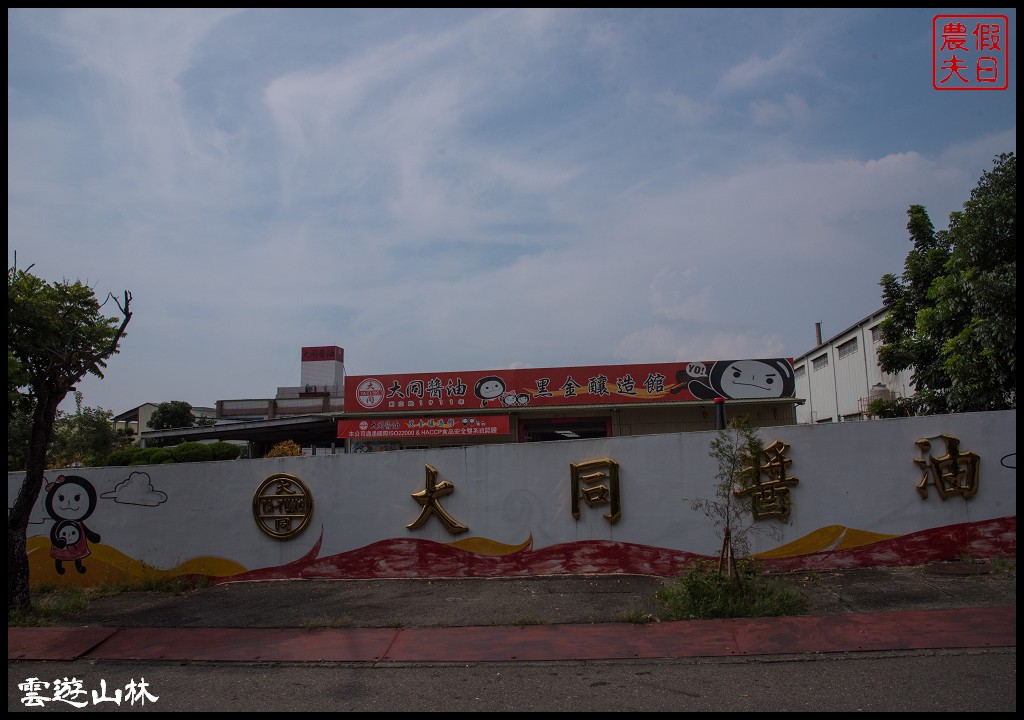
[688,416,781,581]
[930,152,1016,411]
[147,401,202,430]
[145,400,215,447]
[47,391,136,468]
[878,153,1016,413]
[7,260,132,613]
[877,205,952,414]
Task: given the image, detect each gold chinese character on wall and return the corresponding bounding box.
[915,435,981,499]
[734,439,798,521]
[252,473,314,539]
[407,464,469,534]
[571,458,621,524]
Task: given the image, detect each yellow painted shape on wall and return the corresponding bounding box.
[446,535,533,556]
[754,525,899,559]
[26,536,247,590]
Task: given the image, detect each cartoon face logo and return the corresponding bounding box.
[716,360,791,399]
[55,521,81,547]
[673,359,795,400]
[474,376,507,405]
[45,475,98,523]
[500,392,531,407]
[45,474,101,575]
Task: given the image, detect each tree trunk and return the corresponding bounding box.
[7,389,61,613]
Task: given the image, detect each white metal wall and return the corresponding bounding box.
[795,309,915,424]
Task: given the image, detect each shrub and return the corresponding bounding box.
[97,441,241,466]
[168,442,213,464]
[210,442,243,460]
[106,447,143,466]
[130,448,172,465]
[657,560,809,620]
[265,440,304,458]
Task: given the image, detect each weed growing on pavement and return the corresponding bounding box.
[989,557,1016,577]
[620,609,657,624]
[656,560,809,621]
[304,617,355,629]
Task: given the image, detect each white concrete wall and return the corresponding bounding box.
[10,410,1015,577]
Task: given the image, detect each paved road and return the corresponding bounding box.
[8,563,1016,711]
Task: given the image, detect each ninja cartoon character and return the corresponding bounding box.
[474,375,507,407]
[671,359,795,400]
[45,474,101,575]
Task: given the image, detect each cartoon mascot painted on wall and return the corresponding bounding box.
[671,359,796,400]
[45,474,101,575]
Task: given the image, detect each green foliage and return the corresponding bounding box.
[102,441,241,466]
[145,401,217,446]
[879,153,1016,413]
[656,560,809,620]
[7,400,33,471]
[106,447,140,466]
[865,395,918,419]
[147,400,200,430]
[130,447,173,465]
[8,263,131,413]
[168,441,214,463]
[209,442,244,460]
[8,258,132,613]
[42,391,135,469]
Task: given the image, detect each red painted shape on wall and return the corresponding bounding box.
[210,517,1015,584]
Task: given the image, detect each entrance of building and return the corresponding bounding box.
[519,417,611,442]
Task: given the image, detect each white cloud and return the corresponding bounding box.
[750,92,810,126]
[7,9,1015,413]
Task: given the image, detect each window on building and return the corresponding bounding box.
[870,325,883,343]
[837,337,858,359]
[794,365,806,380]
[812,354,829,371]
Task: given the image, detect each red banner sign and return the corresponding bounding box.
[302,346,343,362]
[344,359,795,414]
[338,415,511,439]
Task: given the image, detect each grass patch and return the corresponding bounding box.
[656,561,809,621]
[9,574,211,627]
[988,557,1016,577]
[619,609,657,624]
[8,586,91,627]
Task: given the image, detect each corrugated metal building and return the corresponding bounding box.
[793,308,915,424]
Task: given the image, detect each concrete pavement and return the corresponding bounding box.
[8,561,1016,664]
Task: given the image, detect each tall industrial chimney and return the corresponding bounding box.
[815,322,822,346]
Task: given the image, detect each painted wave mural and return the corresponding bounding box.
[25,516,1014,589]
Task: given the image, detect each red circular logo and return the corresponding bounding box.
[355,379,385,409]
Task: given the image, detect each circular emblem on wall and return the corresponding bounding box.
[252,473,314,539]
[355,378,385,408]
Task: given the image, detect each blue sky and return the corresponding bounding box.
[7,8,1017,414]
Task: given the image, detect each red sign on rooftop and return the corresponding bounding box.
[344,359,795,414]
[302,346,343,362]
